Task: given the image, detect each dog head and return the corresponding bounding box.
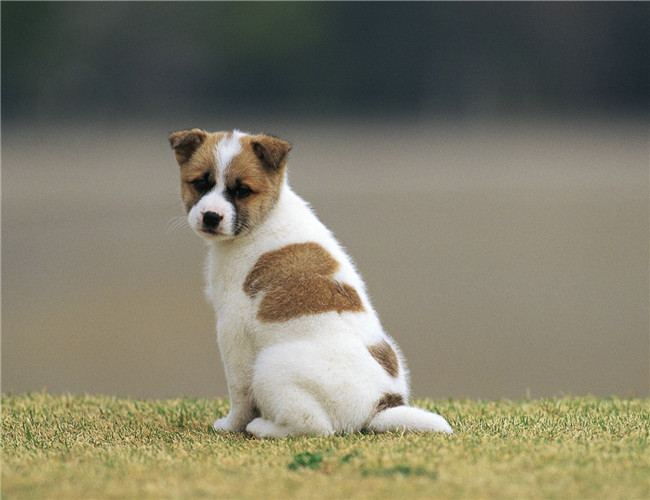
[170,129,291,240]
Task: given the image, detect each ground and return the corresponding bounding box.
[2,393,648,499]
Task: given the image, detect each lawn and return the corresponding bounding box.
[2,393,648,499]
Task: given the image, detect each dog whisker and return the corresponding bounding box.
[166,215,190,233]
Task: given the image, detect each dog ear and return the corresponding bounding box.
[251,135,292,171]
[169,129,207,165]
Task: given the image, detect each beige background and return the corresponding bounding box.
[2,117,648,400]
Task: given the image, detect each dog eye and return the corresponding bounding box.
[191,177,211,193]
[235,185,252,199]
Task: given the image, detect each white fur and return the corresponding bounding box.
[185,130,246,238]
[186,133,453,438]
[215,130,244,172]
[187,187,237,239]
[185,132,242,239]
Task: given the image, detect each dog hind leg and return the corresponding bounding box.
[246,409,334,439]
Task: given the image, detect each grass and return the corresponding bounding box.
[2,393,648,499]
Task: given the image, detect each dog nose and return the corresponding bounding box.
[202,211,223,230]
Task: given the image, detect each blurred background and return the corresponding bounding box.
[2,2,648,400]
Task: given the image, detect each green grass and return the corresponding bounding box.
[2,393,648,499]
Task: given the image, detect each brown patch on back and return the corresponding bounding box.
[243,242,365,322]
[368,340,400,377]
[376,393,405,412]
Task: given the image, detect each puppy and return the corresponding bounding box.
[169,128,452,438]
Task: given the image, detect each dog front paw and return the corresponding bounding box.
[213,416,244,433]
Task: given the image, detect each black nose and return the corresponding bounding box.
[202,211,223,231]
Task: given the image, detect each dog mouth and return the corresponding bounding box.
[198,227,225,238]
[197,225,235,240]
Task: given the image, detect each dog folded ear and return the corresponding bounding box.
[169,129,207,165]
[251,135,292,171]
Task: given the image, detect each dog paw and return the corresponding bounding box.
[246,417,290,439]
[213,416,243,433]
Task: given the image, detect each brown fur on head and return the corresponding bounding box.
[169,129,291,237]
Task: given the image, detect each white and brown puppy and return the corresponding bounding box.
[169,128,452,438]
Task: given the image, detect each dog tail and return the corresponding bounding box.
[366,395,453,434]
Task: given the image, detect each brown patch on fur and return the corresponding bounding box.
[170,130,225,212]
[169,129,208,164]
[376,393,405,412]
[243,242,365,322]
[368,340,400,377]
[224,135,290,234]
[169,130,291,221]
